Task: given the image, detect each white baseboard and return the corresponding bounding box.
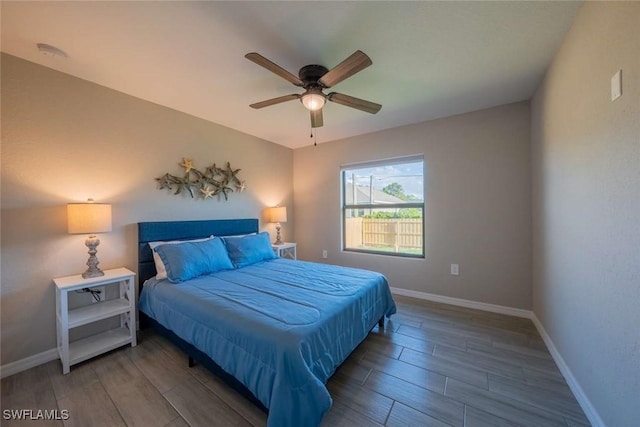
[391,286,605,427]
[1,348,58,379]
[390,287,532,318]
[530,314,606,427]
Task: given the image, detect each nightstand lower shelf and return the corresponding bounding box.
[68,299,131,328]
[69,327,132,365]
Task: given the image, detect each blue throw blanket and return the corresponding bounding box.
[139,258,396,427]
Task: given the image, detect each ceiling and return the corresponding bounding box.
[1,1,582,149]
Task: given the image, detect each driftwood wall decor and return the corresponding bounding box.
[156,158,246,201]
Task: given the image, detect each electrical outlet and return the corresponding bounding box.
[322,250,328,259]
[450,264,460,276]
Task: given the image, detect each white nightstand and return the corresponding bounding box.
[272,242,297,260]
[54,267,136,374]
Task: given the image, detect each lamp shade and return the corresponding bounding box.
[67,202,112,234]
[301,92,325,111]
[268,206,287,223]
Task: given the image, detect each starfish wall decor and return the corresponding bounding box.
[156,158,246,201]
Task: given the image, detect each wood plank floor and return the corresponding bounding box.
[1,295,591,426]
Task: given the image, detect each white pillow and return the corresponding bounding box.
[149,236,214,280]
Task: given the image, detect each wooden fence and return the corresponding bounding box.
[345,218,422,252]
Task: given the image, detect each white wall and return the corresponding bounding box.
[531,3,640,426]
[1,54,293,365]
[294,102,532,309]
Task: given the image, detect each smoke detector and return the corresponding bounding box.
[37,43,68,59]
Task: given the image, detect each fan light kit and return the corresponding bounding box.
[245,50,381,129]
[301,90,325,111]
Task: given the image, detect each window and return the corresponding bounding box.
[342,155,424,258]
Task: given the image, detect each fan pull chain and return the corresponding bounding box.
[310,126,317,147]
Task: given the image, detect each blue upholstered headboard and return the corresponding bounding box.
[137,218,259,287]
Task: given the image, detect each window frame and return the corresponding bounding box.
[340,155,425,259]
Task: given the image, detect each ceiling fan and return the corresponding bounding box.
[245,50,382,128]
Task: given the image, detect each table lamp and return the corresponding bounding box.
[67,199,112,278]
[268,206,287,245]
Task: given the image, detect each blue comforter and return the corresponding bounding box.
[139,258,396,427]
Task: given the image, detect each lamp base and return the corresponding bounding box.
[273,223,283,245]
[82,235,104,279]
[82,268,105,279]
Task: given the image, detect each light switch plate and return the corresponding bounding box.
[450,264,459,276]
[611,70,622,101]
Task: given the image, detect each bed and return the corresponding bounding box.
[137,219,396,427]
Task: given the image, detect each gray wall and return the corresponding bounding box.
[294,102,532,309]
[1,54,293,365]
[531,3,640,426]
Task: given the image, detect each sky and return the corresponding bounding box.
[343,160,424,201]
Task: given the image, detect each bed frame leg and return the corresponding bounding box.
[188,356,196,368]
[378,317,384,329]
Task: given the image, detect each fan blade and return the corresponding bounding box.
[327,92,382,114]
[250,94,300,109]
[245,53,304,87]
[318,50,372,88]
[310,109,324,128]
